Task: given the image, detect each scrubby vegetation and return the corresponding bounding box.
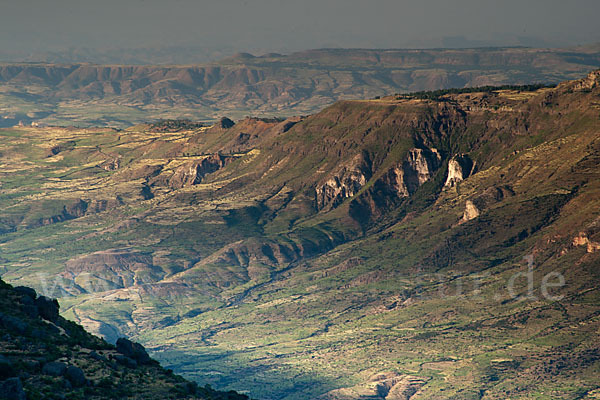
[398,83,557,100]
[1,71,599,399]
[149,119,205,132]
[0,279,249,399]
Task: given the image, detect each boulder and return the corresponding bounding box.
[116,337,151,364]
[0,377,26,400]
[18,294,35,306]
[65,365,86,387]
[42,361,68,376]
[21,359,40,371]
[35,296,60,322]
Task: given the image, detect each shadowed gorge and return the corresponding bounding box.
[1,69,600,399]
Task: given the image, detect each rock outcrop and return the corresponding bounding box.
[157,154,236,188]
[573,232,600,253]
[346,148,443,225]
[383,148,442,197]
[461,200,480,222]
[385,376,428,400]
[217,116,235,129]
[116,337,152,365]
[26,198,89,228]
[573,70,600,91]
[460,185,514,223]
[0,278,249,399]
[316,148,441,213]
[445,154,475,187]
[320,372,427,400]
[35,296,60,322]
[99,157,120,171]
[315,153,373,210]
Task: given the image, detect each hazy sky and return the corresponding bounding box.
[1,0,599,57]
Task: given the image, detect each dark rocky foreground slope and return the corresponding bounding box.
[0,279,249,399]
[1,71,600,399]
[1,46,599,127]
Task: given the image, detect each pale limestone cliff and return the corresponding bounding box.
[383,148,441,197]
[315,153,372,210]
[461,200,480,223]
[445,154,475,187]
[316,148,441,211]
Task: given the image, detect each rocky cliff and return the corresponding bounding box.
[1,71,600,399]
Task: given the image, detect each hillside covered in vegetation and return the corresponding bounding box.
[1,70,599,399]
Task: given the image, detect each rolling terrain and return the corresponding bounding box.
[1,45,600,127]
[0,278,250,399]
[1,71,600,399]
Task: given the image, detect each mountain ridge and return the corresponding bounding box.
[0,278,251,399]
[1,46,599,127]
[1,70,599,399]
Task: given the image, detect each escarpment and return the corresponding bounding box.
[2,72,600,400]
[382,148,442,197]
[315,153,373,211]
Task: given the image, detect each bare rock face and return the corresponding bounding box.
[320,372,427,400]
[347,147,443,225]
[315,153,372,210]
[383,148,442,197]
[385,376,428,400]
[461,200,480,222]
[573,232,600,253]
[29,199,88,228]
[459,185,514,224]
[574,70,600,91]
[161,154,235,188]
[445,154,475,187]
[316,148,441,212]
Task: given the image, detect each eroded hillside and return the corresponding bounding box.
[1,46,600,127]
[1,71,600,399]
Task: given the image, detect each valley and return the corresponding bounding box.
[0,70,599,399]
[1,45,600,128]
